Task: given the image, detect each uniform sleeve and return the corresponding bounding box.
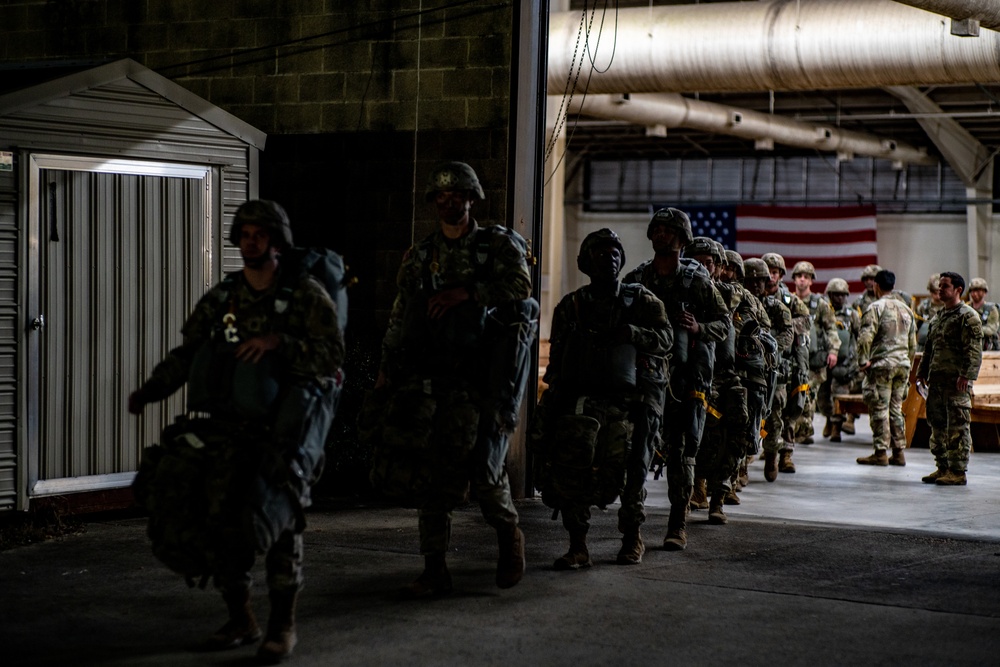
[963,310,984,380]
[773,303,794,353]
[379,247,421,373]
[984,305,1000,338]
[280,277,344,378]
[819,301,842,355]
[856,304,877,367]
[626,291,672,357]
[907,311,917,362]
[139,289,221,401]
[697,281,732,343]
[543,294,575,391]
[471,230,531,306]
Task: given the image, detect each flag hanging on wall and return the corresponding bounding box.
[677,204,878,294]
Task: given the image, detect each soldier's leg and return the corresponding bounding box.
[206,543,259,651]
[922,384,951,482]
[888,367,909,450]
[555,504,593,570]
[860,368,891,463]
[944,389,973,474]
[762,385,786,481]
[257,530,303,661]
[618,408,658,533]
[472,419,524,588]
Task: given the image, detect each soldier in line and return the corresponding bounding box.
[855,270,916,467]
[817,278,861,443]
[129,201,344,662]
[761,253,810,476]
[916,272,983,485]
[789,261,841,445]
[915,273,943,353]
[624,209,729,551]
[533,229,671,568]
[855,263,913,314]
[686,238,741,524]
[375,162,532,597]
[966,278,1000,350]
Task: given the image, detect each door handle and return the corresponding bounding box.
[31,315,45,331]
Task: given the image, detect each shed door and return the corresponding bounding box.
[26,155,213,500]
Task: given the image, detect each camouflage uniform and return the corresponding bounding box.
[857,296,916,453]
[775,284,812,449]
[915,297,943,353]
[760,293,794,453]
[917,303,983,473]
[381,219,531,556]
[791,292,841,442]
[539,282,671,537]
[817,300,861,429]
[140,269,343,595]
[624,259,729,510]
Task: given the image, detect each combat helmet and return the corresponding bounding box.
[647,207,693,245]
[927,273,941,292]
[792,261,816,279]
[743,258,770,280]
[761,252,787,275]
[861,264,883,280]
[684,236,717,260]
[970,277,989,292]
[424,161,485,201]
[578,228,626,276]
[228,200,294,249]
[825,278,850,295]
[726,249,745,281]
[711,240,727,267]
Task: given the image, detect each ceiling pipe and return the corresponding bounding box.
[559,93,934,165]
[548,0,1000,95]
[892,1,1000,34]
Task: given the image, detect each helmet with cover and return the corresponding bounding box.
[792,261,816,279]
[726,249,745,281]
[424,161,485,201]
[825,278,850,295]
[646,207,693,245]
[970,277,989,292]
[761,252,787,275]
[228,200,293,249]
[861,264,883,280]
[743,258,770,281]
[578,228,626,277]
[927,273,941,292]
[684,236,717,260]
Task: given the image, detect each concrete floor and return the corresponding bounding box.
[2,414,999,666]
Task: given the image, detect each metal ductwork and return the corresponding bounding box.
[563,93,934,165]
[548,0,1000,95]
[893,1,1000,34]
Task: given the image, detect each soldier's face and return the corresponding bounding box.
[863,277,876,293]
[829,293,847,309]
[692,254,714,274]
[721,265,736,282]
[745,277,767,297]
[434,189,473,227]
[938,278,962,306]
[969,288,987,305]
[239,224,278,268]
[767,268,783,294]
[649,225,683,253]
[588,243,622,282]
[794,273,812,292]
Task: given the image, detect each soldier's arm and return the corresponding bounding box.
[774,304,794,353]
[695,282,732,342]
[472,231,531,306]
[821,302,842,355]
[542,295,574,391]
[281,278,344,378]
[379,247,422,375]
[856,306,877,367]
[984,305,1000,338]
[625,292,672,357]
[962,310,984,381]
[907,313,917,362]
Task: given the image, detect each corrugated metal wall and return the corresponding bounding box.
[0,74,257,509]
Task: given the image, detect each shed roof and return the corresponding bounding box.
[0,58,265,149]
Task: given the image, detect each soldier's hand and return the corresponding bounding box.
[127,389,146,415]
[235,334,280,364]
[427,286,471,320]
[859,360,872,372]
[827,352,838,369]
[957,376,971,393]
[678,311,700,334]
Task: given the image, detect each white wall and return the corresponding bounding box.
[878,213,968,297]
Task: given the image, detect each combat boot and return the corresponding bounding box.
[401,553,453,598]
[778,449,796,473]
[888,447,907,466]
[201,588,262,651]
[723,488,741,505]
[616,527,645,565]
[935,469,968,486]
[495,524,525,589]
[256,589,298,665]
[921,466,947,484]
[856,450,889,466]
[822,418,832,438]
[829,423,842,442]
[842,414,857,435]
[689,477,709,510]
[662,503,689,551]
[764,450,778,482]
[738,458,750,488]
[554,530,592,570]
[708,491,728,525]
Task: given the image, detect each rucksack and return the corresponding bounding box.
[278,246,350,334]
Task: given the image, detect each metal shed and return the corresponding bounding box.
[0,58,266,511]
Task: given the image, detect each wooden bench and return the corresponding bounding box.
[834,351,1000,452]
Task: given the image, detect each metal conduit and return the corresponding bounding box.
[563,93,935,165]
[893,1,1000,33]
[548,0,1000,95]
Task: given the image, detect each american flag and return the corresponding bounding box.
[675,204,877,294]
